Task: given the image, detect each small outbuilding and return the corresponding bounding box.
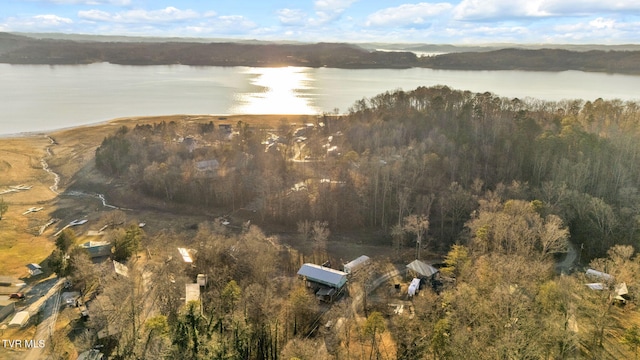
[586,283,605,291]
[343,255,370,275]
[185,283,200,305]
[78,349,104,360]
[406,260,439,278]
[112,260,129,277]
[8,311,30,328]
[298,263,347,289]
[178,248,193,263]
[408,278,421,297]
[26,263,43,276]
[297,263,348,302]
[62,291,81,307]
[81,241,112,258]
[586,269,613,282]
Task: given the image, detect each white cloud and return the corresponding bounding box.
[454,0,550,21]
[366,3,453,27]
[312,0,358,25]
[541,0,640,15]
[454,0,640,21]
[77,9,111,21]
[314,0,358,13]
[41,0,131,5]
[589,17,615,30]
[274,1,358,28]
[548,17,640,42]
[33,14,74,25]
[277,8,308,26]
[216,15,257,31]
[78,6,204,23]
[1,14,74,31]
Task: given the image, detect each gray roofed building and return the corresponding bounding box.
[297,263,347,289]
[78,349,104,360]
[80,241,111,258]
[62,291,81,307]
[196,159,219,172]
[406,260,439,278]
[26,263,43,276]
[195,159,220,178]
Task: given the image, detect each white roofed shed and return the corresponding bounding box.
[586,269,613,282]
[343,255,370,274]
[9,311,30,328]
[408,278,421,297]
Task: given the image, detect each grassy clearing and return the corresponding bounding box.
[0,137,57,278]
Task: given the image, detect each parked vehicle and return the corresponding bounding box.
[9,292,25,300]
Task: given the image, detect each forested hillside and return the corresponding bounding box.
[3,32,640,73]
[95,87,640,261]
[87,86,640,358]
[0,32,417,68]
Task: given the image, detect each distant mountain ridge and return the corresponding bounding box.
[420,48,640,73]
[1,32,640,74]
[0,32,418,68]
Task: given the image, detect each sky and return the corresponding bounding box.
[2,0,640,44]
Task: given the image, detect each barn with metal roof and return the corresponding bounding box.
[297,263,348,290]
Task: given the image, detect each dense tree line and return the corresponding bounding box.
[94,86,640,261]
[86,83,640,357]
[338,87,640,259]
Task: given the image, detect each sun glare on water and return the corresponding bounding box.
[232,67,319,114]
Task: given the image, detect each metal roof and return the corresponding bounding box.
[343,255,370,274]
[26,263,42,270]
[297,263,347,288]
[178,248,193,263]
[113,260,129,277]
[185,283,200,304]
[586,269,613,282]
[407,260,439,277]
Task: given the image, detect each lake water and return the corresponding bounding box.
[1,62,639,135]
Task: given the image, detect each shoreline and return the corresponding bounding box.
[0,113,316,139]
[0,114,217,139]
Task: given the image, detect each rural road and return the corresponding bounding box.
[24,278,64,360]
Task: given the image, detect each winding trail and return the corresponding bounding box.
[40,135,130,211]
[41,136,60,195]
[65,190,131,211]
